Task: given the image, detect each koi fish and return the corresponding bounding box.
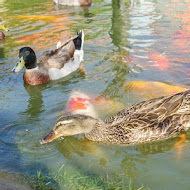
[14,15,60,21]
[124,81,186,99]
[67,91,98,118]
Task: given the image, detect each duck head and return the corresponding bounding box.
[13,47,37,72]
[40,114,101,144]
[0,23,9,32]
[0,22,9,40]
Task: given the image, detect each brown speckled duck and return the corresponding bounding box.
[54,0,92,6]
[13,30,84,85]
[41,89,190,145]
[0,19,9,40]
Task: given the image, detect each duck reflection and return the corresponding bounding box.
[56,136,97,159]
[120,151,147,179]
[0,46,4,59]
[137,139,176,155]
[54,1,94,18]
[55,131,187,179]
[55,135,147,178]
[137,133,189,161]
[22,71,85,118]
[23,83,45,117]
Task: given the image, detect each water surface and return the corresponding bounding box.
[1,0,190,189]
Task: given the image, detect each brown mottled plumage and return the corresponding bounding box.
[41,89,190,145]
[23,70,51,86]
[0,31,5,40]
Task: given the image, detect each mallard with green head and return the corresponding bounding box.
[13,30,84,85]
[54,0,92,6]
[41,89,190,145]
[0,19,9,40]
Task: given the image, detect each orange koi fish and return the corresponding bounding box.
[67,91,97,118]
[14,15,60,21]
[124,81,186,99]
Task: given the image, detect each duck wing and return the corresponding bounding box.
[106,90,189,126]
[104,90,190,144]
[37,39,76,70]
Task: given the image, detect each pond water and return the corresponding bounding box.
[1,0,190,189]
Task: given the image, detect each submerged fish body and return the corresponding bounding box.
[67,90,98,118]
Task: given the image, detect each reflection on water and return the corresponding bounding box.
[101,0,131,101]
[56,137,98,159]
[55,135,148,181]
[23,84,45,117]
[0,47,4,59]
[1,0,190,189]
[110,0,130,51]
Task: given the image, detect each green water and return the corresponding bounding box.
[1,0,190,189]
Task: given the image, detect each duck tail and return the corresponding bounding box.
[56,30,84,62]
[73,30,85,50]
[72,30,84,62]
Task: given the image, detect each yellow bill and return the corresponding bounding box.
[13,57,25,72]
[0,24,9,31]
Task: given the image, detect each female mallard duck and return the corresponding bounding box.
[41,89,190,145]
[0,19,9,40]
[13,30,84,85]
[54,0,92,6]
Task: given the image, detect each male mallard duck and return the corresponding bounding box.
[13,30,84,85]
[41,90,190,145]
[0,19,9,40]
[54,0,92,6]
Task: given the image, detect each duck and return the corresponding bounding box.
[13,30,84,85]
[54,0,92,6]
[0,19,9,40]
[41,89,190,145]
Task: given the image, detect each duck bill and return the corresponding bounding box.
[40,131,61,144]
[0,24,9,32]
[13,57,25,72]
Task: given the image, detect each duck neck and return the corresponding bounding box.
[25,59,37,69]
[0,31,5,40]
[84,118,107,142]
